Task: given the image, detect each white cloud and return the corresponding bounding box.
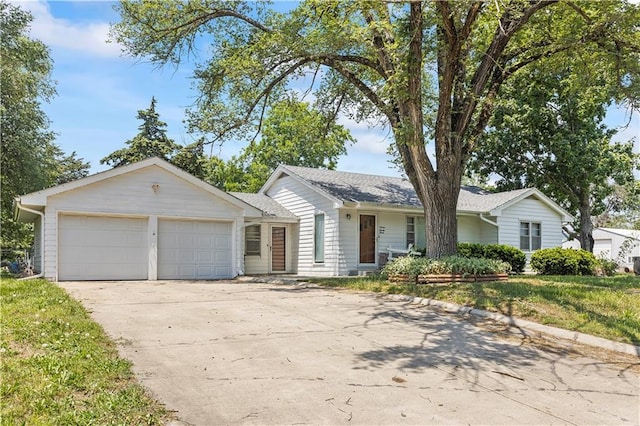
[17,0,123,58]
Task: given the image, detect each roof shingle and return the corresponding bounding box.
[281,165,533,213]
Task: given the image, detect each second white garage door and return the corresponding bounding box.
[158,219,233,279]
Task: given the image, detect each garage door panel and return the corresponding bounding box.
[59,215,148,281]
[158,219,232,280]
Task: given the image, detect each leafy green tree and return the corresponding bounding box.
[469,63,639,252]
[1,1,57,249]
[204,156,245,192]
[212,97,354,192]
[595,181,640,230]
[172,139,207,180]
[101,97,180,167]
[112,0,639,257]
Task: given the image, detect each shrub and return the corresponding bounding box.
[457,242,526,273]
[530,248,596,275]
[596,257,618,277]
[382,255,510,279]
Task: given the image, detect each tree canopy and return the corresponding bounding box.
[469,62,639,252]
[112,0,640,257]
[209,97,354,192]
[1,1,90,251]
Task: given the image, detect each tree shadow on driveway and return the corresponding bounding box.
[350,296,639,394]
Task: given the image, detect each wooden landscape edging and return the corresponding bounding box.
[388,273,509,284]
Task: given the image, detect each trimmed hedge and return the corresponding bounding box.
[457,242,526,273]
[530,248,596,275]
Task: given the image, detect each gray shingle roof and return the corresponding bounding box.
[281,165,532,213]
[230,192,297,218]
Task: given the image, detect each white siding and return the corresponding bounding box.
[267,176,338,276]
[378,212,406,252]
[497,196,564,255]
[337,209,358,274]
[42,165,243,280]
[457,215,498,245]
[244,223,269,274]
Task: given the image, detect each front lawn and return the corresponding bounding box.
[311,274,640,346]
[0,277,169,424]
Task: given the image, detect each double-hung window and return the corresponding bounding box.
[245,225,261,256]
[406,217,416,246]
[314,214,325,263]
[520,222,541,251]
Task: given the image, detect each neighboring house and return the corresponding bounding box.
[563,228,640,272]
[15,158,572,281]
[244,165,573,276]
[14,157,262,281]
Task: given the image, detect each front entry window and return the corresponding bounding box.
[314,214,325,263]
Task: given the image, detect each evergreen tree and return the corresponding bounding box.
[101,97,180,167]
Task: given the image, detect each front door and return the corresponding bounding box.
[359,215,376,264]
[271,226,286,272]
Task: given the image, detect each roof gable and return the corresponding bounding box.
[17,157,261,216]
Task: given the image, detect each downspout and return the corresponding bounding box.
[14,200,45,280]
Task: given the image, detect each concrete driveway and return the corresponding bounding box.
[59,280,639,425]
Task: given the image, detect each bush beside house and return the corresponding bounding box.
[530,248,597,275]
[457,243,526,273]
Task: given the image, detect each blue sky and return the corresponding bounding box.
[18,0,640,177]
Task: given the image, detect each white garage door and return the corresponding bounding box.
[58,215,148,281]
[158,219,233,279]
[594,239,613,258]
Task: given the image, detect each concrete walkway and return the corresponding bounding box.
[60,280,640,425]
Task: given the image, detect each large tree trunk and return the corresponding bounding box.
[421,175,460,259]
[578,196,594,252]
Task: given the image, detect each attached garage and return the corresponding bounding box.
[14,157,262,281]
[58,215,148,281]
[158,219,232,279]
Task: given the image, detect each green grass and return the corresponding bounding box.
[0,278,169,425]
[311,274,640,346]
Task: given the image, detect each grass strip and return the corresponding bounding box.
[0,277,169,425]
[311,274,640,346]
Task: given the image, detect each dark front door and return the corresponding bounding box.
[359,215,376,264]
[271,227,286,272]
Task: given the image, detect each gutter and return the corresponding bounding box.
[479,213,498,227]
[14,199,44,280]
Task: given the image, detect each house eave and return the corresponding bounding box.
[341,201,423,213]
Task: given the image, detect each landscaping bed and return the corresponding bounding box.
[388,273,509,284]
